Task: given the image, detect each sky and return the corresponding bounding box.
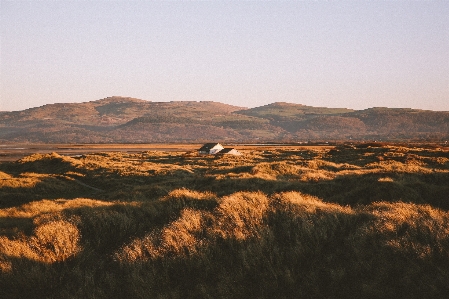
[1,0,448,112]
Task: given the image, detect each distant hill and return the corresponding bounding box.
[235,102,354,121]
[1,97,448,143]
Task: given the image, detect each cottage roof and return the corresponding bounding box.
[219,148,233,154]
[198,143,222,152]
[218,148,242,155]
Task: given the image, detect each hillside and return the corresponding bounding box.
[235,102,354,120]
[1,97,448,142]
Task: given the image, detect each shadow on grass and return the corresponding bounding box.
[187,172,449,211]
[0,217,34,238]
[302,172,449,209]
[2,160,448,211]
[3,195,449,299]
[0,154,79,176]
[0,176,101,209]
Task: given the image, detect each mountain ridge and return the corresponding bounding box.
[1,97,448,143]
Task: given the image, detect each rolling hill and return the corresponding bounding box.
[1,97,448,143]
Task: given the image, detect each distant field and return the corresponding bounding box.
[0,143,335,162]
[1,143,449,298]
[0,143,200,162]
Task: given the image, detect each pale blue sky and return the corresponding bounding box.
[1,0,448,111]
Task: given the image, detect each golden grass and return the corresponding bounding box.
[0,171,11,179]
[115,191,269,262]
[116,208,205,261]
[249,161,336,182]
[366,160,433,173]
[378,176,394,182]
[213,191,269,240]
[0,198,114,219]
[0,175,40,188]
[274,191,353,215]
[0,219,81,264]
[362,202,449,259]
[0,198,115,271]
[1,144,449,298]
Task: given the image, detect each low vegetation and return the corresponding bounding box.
[1,144,449,298]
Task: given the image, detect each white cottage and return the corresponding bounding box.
[198,143,224,154]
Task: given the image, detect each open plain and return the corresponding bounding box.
[1,143,449,298]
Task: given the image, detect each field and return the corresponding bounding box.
[1,143,449,298]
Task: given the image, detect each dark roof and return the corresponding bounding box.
[198,143,220,152]
[219,148,234,154]
[217,148,241,155]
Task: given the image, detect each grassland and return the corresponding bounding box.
[1,143,449,298]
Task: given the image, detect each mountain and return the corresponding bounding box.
[1,97,448,143]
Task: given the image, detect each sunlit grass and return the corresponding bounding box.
[0,198,114,219]
[1,144,449,298]
[0,219,81,263]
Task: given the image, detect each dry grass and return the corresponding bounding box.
[362,202,449,259]
[115,191,268,262]
[0,218,81,263]
[0,198,113,219]
[1,144,449,298]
